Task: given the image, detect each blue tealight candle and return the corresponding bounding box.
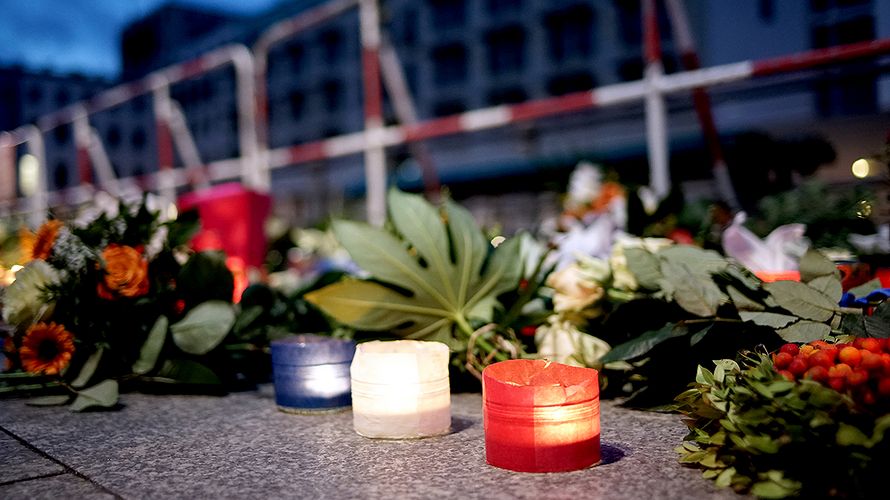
[271,334,356,413]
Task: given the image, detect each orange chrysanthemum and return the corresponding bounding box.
[19,322,75,375]
[20,220,63,262]
[97,244,150,299]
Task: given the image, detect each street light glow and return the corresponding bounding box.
[851,158,870,179]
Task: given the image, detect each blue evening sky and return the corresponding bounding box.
[0,0,284,78]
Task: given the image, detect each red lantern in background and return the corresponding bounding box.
[178,183,271,303]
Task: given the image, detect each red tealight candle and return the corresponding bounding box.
[483,359,600,473]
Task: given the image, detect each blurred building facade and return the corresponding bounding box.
[3,0,890,225]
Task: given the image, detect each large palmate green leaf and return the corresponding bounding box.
[305,189,522,348]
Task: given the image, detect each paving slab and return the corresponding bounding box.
[0,431,65,483]
[0,386,744,499]
[0,473,117,499]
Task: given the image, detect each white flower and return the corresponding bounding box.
[144,225,169,260]
[2,260,59,327]
[74,191,120,227]
[547,256,609,313]
[51,228,94,274]
[535,316,611,367]
[565,161,603,211]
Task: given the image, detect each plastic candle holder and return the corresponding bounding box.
[483,359,601,473]
[271,334,356,413]
[350,340,451,439]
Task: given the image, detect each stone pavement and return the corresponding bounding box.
[1,387,744,499]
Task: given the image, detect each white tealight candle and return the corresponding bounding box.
[350,340,451,439]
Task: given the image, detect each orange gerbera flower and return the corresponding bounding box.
[20,220,63,262]
[19,322,75,375]
[97,244,150,299]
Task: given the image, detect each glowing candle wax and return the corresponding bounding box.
[350,340,451,439]
[483,359,601,472]
[271,335,356,413]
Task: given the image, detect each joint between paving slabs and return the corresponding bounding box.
[0,425,125,498]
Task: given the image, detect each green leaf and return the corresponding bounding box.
[723,265,763,291]
[807,276,842,303]
[714,359,740,373]
[751,480,798,499]
[689,324,714,346]
[301,279,455,346]
[165,209,200,247]
[132,315,168,374]
[152,359,221,385]
[70,379,119,412]
[600,323,688,363]
[777,320,831,343]
[661,260,725,317]
[306,190,521,344]
[624,248,662,290]
[716,467,736,488]
[764,281,839,322]
[739,311,797,329]
[177,251,234,305]
[696,365,716,385]
[727,285,765,312]
[848,278,882,298]
[863,303,890,339]
[171,301,235,355]
[799,249,839,282]
[837,423,870,447]
[657,246,728,278]
[680,450,709,463]
[26,395,71,406]
[71,348,103,388]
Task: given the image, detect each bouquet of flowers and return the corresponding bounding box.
[1,197,241,410]
[676,344,890,498]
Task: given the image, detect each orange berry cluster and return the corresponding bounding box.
[773,338,890,405]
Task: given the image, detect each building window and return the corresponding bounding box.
[106,125,121,149]
[486,26,526,76]
[615,0,670,47]
[836,15,874,44]
[322,80,342,112]
[54,89,70,108]
[433,100,466,117]
[322,127,343,139]
[544,5,594,63]
[131,128,146,150]
[320,30,344,62]
[486,0,522,16]
[432,43,468,85]
[27,85,43,104]
[758,0,775,22]
[289,91,305,120]
[547,71,595,96]
[132,96,147,114]
[400,9,418,46]
[811,16,874,48]
[810,14,876,116]
[53,125,70,145]
[617,58,644,81]
[487,87,527,105]
[286,42,305,72]
[810,0,830,11]
[429,0,466,30]
[53,161,69,189]
[404,65,419,95]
